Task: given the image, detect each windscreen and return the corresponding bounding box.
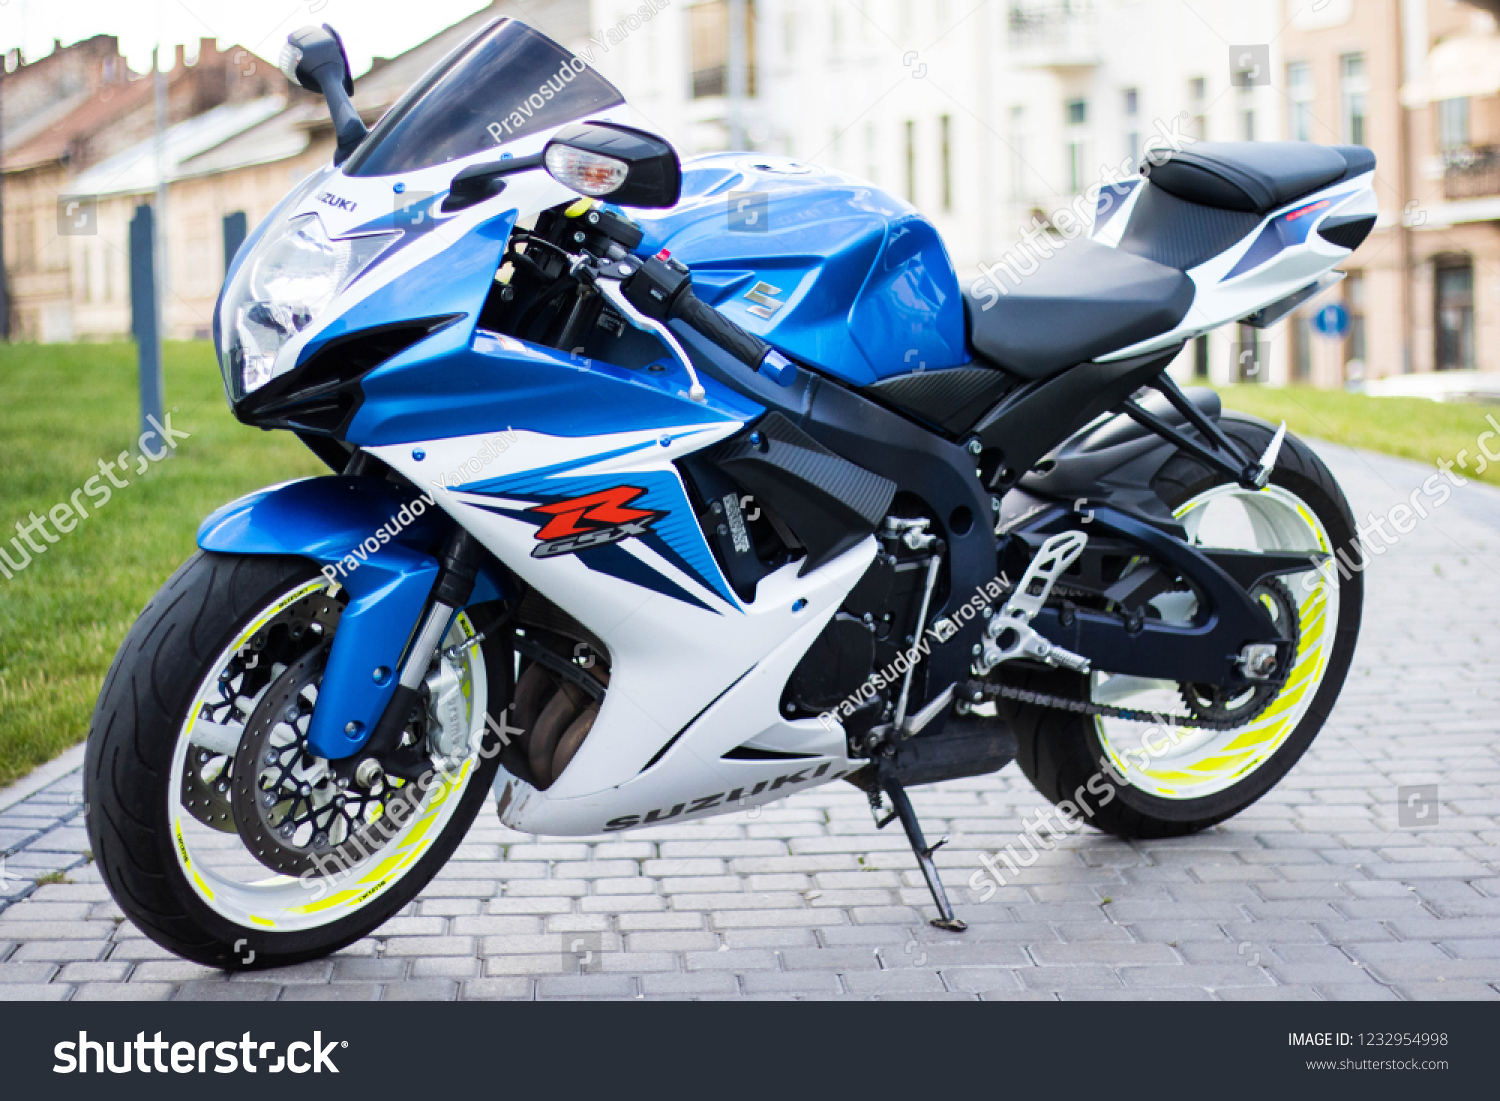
[345,19,625,178]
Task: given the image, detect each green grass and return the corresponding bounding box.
[1216,385,1500,489]
[0,342,325,787]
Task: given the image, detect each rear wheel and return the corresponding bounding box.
[85,551,507,968]
[1008,417,1361,838]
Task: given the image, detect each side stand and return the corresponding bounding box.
[875,765,967,932]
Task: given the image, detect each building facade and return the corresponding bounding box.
[4,0,1496,386]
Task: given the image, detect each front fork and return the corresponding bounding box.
[341,529,485,783]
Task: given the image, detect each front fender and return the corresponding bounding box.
[198,477,507,758]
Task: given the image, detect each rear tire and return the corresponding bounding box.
[85,551,506,969]
[1008,416,1362,839]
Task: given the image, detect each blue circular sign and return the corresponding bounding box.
[1312,302,1350,338]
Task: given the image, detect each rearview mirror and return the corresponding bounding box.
[281,25,368,165]
[543,122,681,208]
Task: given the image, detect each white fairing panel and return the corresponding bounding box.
[1098,170,1377,360]
[371,424,871,836]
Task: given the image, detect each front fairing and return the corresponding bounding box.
[214,17,633,414]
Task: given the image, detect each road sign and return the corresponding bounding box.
[1312,302,1349,338]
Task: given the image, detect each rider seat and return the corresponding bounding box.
[1145,142,1373,215]
[964,238,1195,379]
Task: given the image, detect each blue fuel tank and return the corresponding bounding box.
[632,154,968,387]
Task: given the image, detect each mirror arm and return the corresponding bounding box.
[442,153,545,211]
[315,68,368,165]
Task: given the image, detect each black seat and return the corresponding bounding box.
[1146,142,1373,216]
[964,238,1195,379]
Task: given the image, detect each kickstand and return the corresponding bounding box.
[879,768,967,932]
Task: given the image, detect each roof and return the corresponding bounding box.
[1,77,156,172]
[70,97,287,196]
[174,100,320,179]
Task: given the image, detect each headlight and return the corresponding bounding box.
[221,213,397,396]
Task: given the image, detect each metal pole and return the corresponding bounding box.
[130,205,163,450]
[143,47,168,451]
[0,51,11,341]
[726,0,747,151]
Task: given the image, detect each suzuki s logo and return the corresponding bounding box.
[316,191,358,213]
[528,487,666,559]
[743,281,784,320]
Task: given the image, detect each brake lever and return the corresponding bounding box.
[591,265,708,402]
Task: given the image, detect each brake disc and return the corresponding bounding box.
[230,644,421,877]
[181,588,343,832]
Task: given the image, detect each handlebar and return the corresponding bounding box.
[619,253,793,384]
[669,287,770,371]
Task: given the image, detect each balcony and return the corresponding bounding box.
[1008,1,1100,69]
[1444,145,1500,201]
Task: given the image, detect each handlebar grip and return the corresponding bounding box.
[671,289,770,370]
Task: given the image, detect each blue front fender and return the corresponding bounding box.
[198,477,508,758]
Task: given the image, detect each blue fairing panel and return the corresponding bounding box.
[345,330,762,446]
[198,477,508,759]
[632,155,967,386]
[297,207,520,367]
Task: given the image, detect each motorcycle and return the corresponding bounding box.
[85,17,1369,967]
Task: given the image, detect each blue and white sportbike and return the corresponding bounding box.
[87,19,1371,966]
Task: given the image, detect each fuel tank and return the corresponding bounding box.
[631,154,967,387]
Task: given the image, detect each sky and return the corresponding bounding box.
[0,0,493,77]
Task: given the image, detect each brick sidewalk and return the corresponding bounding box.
[2,441,1498,1001]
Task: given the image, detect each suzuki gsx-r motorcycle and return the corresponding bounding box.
[85,18,1369,967]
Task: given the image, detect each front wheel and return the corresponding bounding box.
[1008,417,1362,839]
[84,551,507,969]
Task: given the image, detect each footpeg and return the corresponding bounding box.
[974,530,1090,676]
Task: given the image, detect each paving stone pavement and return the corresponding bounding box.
[2,440,1498,1002]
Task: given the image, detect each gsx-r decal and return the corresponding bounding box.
[459,443,742,614]
[528,486,666,559]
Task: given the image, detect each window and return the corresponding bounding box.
[1340,53,1367,146]
[1242,109,1255,141]
[1066,99,1087,194]
[1288,61,1314,142]
[1291,312,1312,382]
[939,115,953,212]
[904,120,917,203]
[1345,269,1365,375]
[783,10,795,57]
[1435,258,1475,371]
[865,121,879,184]
[1009,105,1027,202]
[1188,77,1207,141]
[1439,98,1470,154]
[1123,88,1140,167]
[690,0,757,100]
[1193,334,1209,379]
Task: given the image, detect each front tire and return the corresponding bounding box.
[1008,417,1362,839]
[85,551,506,969]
